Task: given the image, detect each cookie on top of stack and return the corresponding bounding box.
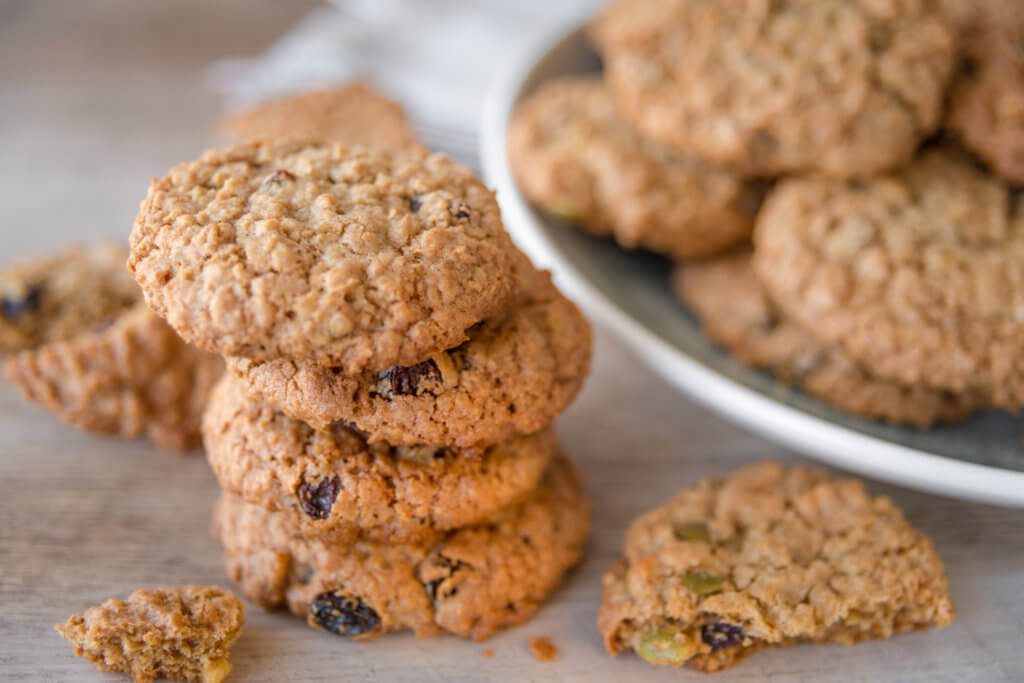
[128,84,593,641]
[510,0,1024,429]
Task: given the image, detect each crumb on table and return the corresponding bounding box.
[529,636,558,662]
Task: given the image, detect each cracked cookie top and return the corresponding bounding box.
[754,147,1024,408]
[590,0,956,178]
[599,461,954,672]
[129,140,518,371]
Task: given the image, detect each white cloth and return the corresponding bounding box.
[206,0,604,166]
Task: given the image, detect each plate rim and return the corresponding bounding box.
[479,16,1024,508]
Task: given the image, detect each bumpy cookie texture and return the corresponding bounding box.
[203,374,556,542]
[674,251,982,428]
[1,244,223,451]
[213,450,591,641]
[222,82,420,151]
[55,585,244,683]
[599,462,955,672]
[129,140,517,371]
[0,243,139,353]
[945,5,1024,184]
[754,148,1024,408]
[507,76,760,260]
[590,0,956,178]
[228,255,591,447]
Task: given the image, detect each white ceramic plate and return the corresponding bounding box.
[480,18,1024,508]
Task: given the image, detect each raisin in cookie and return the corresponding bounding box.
[945,5,1024,184]
[674,250,982,428]
[222,82,419,151]
[129,140,518,371]
[56,585,244,683]
[2,244,222,451]
[754,148,1024,409]
[213,450,590,641]
[599,461,955,672]
[227,255,591,447]
[589,0,956,178]
[507,76,761,260]
[203,374,556,542]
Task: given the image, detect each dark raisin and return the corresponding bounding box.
[261,168,296,188]
[297,475,342,520]
[701,623,745,652]
[422,554,470,601]
[2,285,42,320]
[407,195,424,212]
[375,359,441,397]
[309,591,380,637]
[449,201,471,220]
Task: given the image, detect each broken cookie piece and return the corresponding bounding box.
[56,585,244,683]
[599,462,954,673]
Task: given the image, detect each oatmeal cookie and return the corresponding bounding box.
[507,76,760,260]
[674,250,982,428]
[754,148,1024,408]
[2,244,222,451]
[0,242,139,353]
[227,255,591,447]
[203,374,557,542]
[213,450,591,642]
[56,585,244,683]
[589,0,956,178]
[222,82,419,151]
[945,5,1024,184]
[599,462,954,672]
[129,140,518,371]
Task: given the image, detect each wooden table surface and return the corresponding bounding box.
[1,2,1022,681]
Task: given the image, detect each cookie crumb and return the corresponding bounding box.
[482,649,494,658]
[529,636,558,662]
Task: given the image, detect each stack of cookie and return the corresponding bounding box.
[510,0,1024,427]
[127,136,593,641]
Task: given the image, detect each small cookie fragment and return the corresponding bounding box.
[1,244,222,451]
[228,255,592,447]
[56,585,245,683]
[599,462,955,672]
[944,5,1024,184]
[222,82,420,151]
[129,140,519,371]
[528,636,558,662]
[753,147,1024,409]
[507,76,759,260]
[673,250,982,428]
[213,450,591,642]
[203,374,557,542]
[589,0,956,177]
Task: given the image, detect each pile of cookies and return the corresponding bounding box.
[509,0,1024,427]
[126,124,593,640]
